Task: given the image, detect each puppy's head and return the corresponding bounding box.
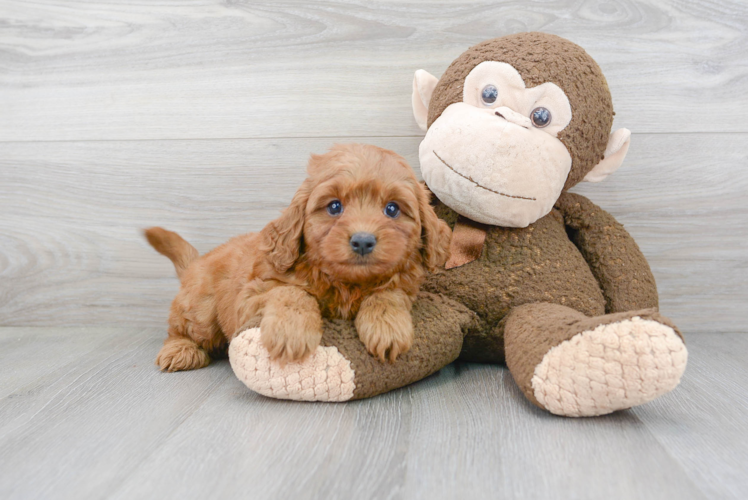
[261,144,451,282]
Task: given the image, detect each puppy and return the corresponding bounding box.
[146,144,451,371]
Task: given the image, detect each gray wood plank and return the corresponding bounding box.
[0,327,132,400]
[0,327,231,500]
[0,327,160,440]
[110,383,411,500]
[1,0,746,141]
[633,333,748,500]
[106,368,706,500]
[1,327,745,500]
[100,351,707,500]
[401,364,707,500]
[1,134,745,334]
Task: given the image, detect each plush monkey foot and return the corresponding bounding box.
[505,304,687,417]
[230,293,474,401]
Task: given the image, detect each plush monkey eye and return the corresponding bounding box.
[481,85,498,105]
[327,200,343,216]
[531,107,552,128]
[384,202,400,219]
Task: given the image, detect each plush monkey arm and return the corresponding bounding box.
[230,293,475,401]
[555,191,659,313]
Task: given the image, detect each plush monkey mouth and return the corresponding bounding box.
[432,151,536,201]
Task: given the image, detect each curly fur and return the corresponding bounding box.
[146,144,451,370]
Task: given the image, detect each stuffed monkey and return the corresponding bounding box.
[230,32,687,417]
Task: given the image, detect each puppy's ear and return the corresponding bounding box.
[306,153,326,176]
[418,185,451,271]
[260,180,312,273]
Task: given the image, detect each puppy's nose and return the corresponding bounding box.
[350,232,377,256]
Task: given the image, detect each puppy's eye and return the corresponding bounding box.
[327,200,343,216]
[384,202,400,219]
[481,85,498,105]
[531,107,552,128]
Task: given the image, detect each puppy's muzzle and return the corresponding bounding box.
[350,232,376,256]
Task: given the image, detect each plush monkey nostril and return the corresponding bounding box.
[350,232,377,256]
[494,111,505,119]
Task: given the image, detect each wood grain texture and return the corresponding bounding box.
[1,327,745,499]
[1,0,747,141]
[632,334,748,500]
[1,134,745,333]
[0,327,129,400]
[0,328,232,500]
[400,365,706,500]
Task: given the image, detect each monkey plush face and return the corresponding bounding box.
[419,61,574,227]
[412,33,632,228]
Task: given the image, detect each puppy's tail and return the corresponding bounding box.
[144,227,199,281]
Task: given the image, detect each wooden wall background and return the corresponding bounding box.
[1,0,746,334]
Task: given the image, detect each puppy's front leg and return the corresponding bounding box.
[259,286,323,365]
[355,289,414,363]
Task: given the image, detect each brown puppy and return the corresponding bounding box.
[146,144,451,372]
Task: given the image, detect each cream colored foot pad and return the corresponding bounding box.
[532,318,688,417]
[229,328,355,402]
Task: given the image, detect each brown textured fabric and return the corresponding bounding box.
[555,192,659,313]
[425,200,607,363]
[320,292,476,400]
[445,216,489,269]
[427,32,614,190]
[425,193,667,364]
[503,303,683,409]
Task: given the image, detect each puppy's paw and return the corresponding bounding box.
[356,309,414,363]
[156,338,211,372]
[259,312,323,365]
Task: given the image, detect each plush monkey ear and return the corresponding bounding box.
[412,70,439,132]
[584,128,631,183]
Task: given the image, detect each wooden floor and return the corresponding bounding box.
[1,0,747,499]
[0,328,745,500]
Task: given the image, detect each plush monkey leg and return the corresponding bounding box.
[230,293,476,401]
[504,303,687,417]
